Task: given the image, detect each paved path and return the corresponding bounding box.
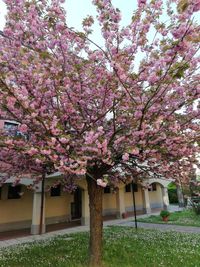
[1,205,193,249]
[118,221,200,234]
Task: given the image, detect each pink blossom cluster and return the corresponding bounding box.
[0,0,199,190]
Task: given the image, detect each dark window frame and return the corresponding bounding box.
[152,183,157,191]
[4,121,18,129]
[50,184,61,197]
[4,121,29,140]
[104,186,111,194]
[148,183,157,192]
[125,184,131,193]
[8,184,21,199]
[4,121,19,137]
[132,183,138,192]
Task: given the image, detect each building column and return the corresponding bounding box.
[116,187,126,218]
[162,187,169,210]
[31,184,46,235]
[1,184,8,200]
[81,189,89,226]
[143,189,151,214]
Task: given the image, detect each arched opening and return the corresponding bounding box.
[167,182,179,205]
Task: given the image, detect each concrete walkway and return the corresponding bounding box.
[1,205,192,249]
[119,221,200,234]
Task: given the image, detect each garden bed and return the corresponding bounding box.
[138,209,200,227]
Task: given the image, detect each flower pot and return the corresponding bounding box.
[122,212,128,219]
[162,216,169,222]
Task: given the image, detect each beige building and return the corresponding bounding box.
[0,174,170,234]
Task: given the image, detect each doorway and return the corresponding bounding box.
[71,187,82,220]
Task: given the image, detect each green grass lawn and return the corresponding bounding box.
[1,226,200,267]
[138,209,200,227]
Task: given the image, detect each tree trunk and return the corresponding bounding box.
[177,184,185,207]
[87,175,103,267]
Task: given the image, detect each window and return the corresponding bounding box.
[50,185,61,197]
[125,183,138,193]
[4,121,18,131]
[132,183,138,192]
[148,183,157,191]
[152,183,157,191]
[104,186,111,194]
[8,185,21,199]
[125,184,131,192]
[4,121,28,139]
[4,121,18,137]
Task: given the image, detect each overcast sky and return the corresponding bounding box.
[0,1,199,47]
[0,0,138,45]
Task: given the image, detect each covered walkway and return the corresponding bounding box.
[0,205,183,248]
[0,220,81,241]
[0,208,159,242]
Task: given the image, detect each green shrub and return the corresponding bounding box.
[168,188,178,204]
[160,210,170,218]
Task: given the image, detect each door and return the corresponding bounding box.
[71,187,82,220]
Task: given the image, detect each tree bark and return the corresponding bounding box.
[87,174,103,267]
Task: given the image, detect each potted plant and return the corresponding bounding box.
[122,212,128,219]
[160,210,170,222]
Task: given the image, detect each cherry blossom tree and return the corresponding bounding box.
[0,0,200,265]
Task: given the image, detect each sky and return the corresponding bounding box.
[0,0,138,45]
[0,0,199,50]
